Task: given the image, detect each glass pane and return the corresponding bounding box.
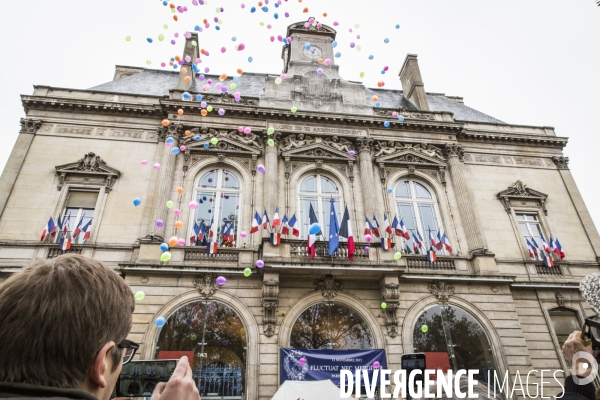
[397,202,419,254]
[155,301,247,398]
[525,215,538,221]
[218,193,240,247]
[300,175,317,193]
[320,175,339,194]
[413,305,496,384]
[196,191,217,243]
[414,182,432,200]
[529,223,543,237]
[290,303,373,350]
[198,170,218,189]
[66,191,98,208]
[549,309,581,349]
[516,214,526,221]
[221,170,240,190]
[299,197,320,239]
[519,223,530,238]
[418,204,441,253]
[395,181,411,199]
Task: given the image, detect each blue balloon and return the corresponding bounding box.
[146,38,153,43]
[196,94,203,101]
[165,137,174,144]
[381,70,386,74]
[274,2,279,6]
[155,316,167,328]
[375,102,381,107]
[172,65,178,70]
[248,56,253,62]
[133,197,141,206]
[383,121,391,128]
[170,57,175,62]
[162,1,167,5]
[203,143,210,149]
[182,92,191,99]
[398,115,405,122]
[171,148,180,155]
[384,38,390,43]
[192,64,199,73]
[368,55,374,60]
[309,223,321,235]
[395,24,400,29]
[250,6,256,12]
[261,6,269,12]
[232,36,237,41]
[215,26,220,30]
[194,135,201,141]
[274,13,279,19]
[335,52,341,58]
[387,188,393,193]
[332,41,337,48]
[283,38,288,44]
[194,25,200,31]
[305,43,311,50]
[233,76,239,82]
[160,243,169,251]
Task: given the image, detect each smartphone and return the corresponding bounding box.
[401,353,426,400]
[116,360,178,397]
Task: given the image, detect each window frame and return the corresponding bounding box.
[297,173,344,240]
[542,304,585,376]
[52,187,103,246]
[511,207,554,261]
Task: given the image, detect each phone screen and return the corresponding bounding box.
[116,360,178,397]
[401,353,426,400]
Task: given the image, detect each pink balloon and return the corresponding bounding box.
[174,209,181,216]
[221,47,226,53]
[323,59,331,66]
[240,231,247,238]
[237,43,245,51]
[188,201,198,209]
[141,160,148,165]
[154,163,161,170]
[177,238,185,246]
[365,234,372,242]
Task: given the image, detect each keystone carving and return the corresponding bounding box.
[314,274,344,300]
[497,180,548,215]
[20,118,42,134]
[193,273,218,299]
[261,279,280,337]
[428,281,455,302]
[552,156,569,170]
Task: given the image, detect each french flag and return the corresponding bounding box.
[381,237,392,250]
[383,214,392,235]
[391,216,401,237]
[62,214,71,237]
[289,213,300,237]
[399,218,410,240]
[272,207,281,228]
[543,253,554,267]
[81,220,93,243]
[429,228,439,250]
[59,217,72,251]
[416,230,425,249]
[371,215,381,238]
[530,237,541,259]
[72,217,84,238]
[207,241,218,254]
[190,221,201,244]
[441,232,452,253]
[435,231,444,251]
[554,238,565,260]
[250,211,262,234]
[222,223,234,243]
[339,206,355,261]
[262,209,270,229]
[364,217,373,235]
[525,238,537,260]
[412,232,423,254]
[41,217,55,241]
[270,232,281,245]
[427,247,437,262]
[540,234,551,254]
[281,214,289,235]
[208,218,215,238]
[55,215,63,238]
[307,204,319,258]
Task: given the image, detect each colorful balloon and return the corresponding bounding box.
[155,316,167,328]
[244,268,252,277]
[256,260,265,268]
[133,197,141,206]
[160,252,172,262]
[134,291,145,301]
[216,276,227,285]
[394,252,402,260]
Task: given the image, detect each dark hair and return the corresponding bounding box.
[0,254,135,388]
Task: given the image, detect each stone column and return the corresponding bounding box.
[151,124,182,240]
[263,138,279,235]
[357,138,376,220]
[443,144,487,253]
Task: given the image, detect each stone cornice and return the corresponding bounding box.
[21,95,164,116]
[458,130,568,148]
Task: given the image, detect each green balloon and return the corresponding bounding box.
[244,268,252,277]
[267,139,275,147]
[207,105,213,112]
[381,302,387,309]
[125,36,131,42]
[166,200,174,209]
[192,40,197,47]
[356,45,362,51]
[291,106,298,113]
[355,23,360,28]
[160,251,172,262]
[230,83,237,89]
[158,34,164,42]
[163,24,168,29]
[134,291,145,301]
[360,72,365,78]
[394,252,402,260]
[267,127,275,135]
[275,77,282,85]
[210,138,218,145]
[191,334,197,341]
[421,325,429,333]
[259,22,265,26]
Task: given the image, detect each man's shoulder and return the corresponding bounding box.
[0,382,99,400]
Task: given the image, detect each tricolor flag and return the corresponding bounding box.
[429,228,439,250]
[59,216,72,251]
[543,253,554,267]
[416,230,425,249]
[62,213,71,237]
[327,199,340,256]
[427,246,437,262]
[222,223,235,244]
[250,211,262,234]
[383,214,392,235]
[262,209,270,229]
[554,238,565,260]
[399,218,410,240]
[270,232,281,245]
[540,234,551,254]
[289,213,300,237]
[381,237,392,250]
[55,215,63,239]
[412,232,422,254]
[371,215,381,238]
[272,207,281,228]
[307,203,319,259]
[190,221,201,244]
[391,216,401,237]
[441,232,452,253]
[72,217,84,238]
[281,214,289,235]
[41,217,55,241]
[207,241,218,254]
[435,231,444,251]
[208,218,215,238]
[339,206,355,261]
[525,238,537,260]
[530,237,541,258]
[81,219,93,243]
[364,217,373,235]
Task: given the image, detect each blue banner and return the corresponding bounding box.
[280,348,387,387]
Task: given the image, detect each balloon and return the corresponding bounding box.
[188,201,198,209]
[384,38,390,43]
[290,106,298,113]
[168,237,177,247]
[364,246,370,252]
[305,43,312,50]
[191,334,197,341]
[161,119,170,127]
[257,164,266,173]
[171,148,180,155]
[275,77,282,84]
[237,43,246,51]
[267,127,275,135]
[372,96,379,102]
[126,36,131,42]
[248,56,253,62]
[216,276,227,285]
[299,358,306,366]
[133,197,141,206]
[375,102,381,108]
[348,150,356,157]
[392,112,398,117]
[244,268,252,277]
[396,24,401,29]
[160,243,169,251]
[335,52,341,58]
[218,108,225,116]
[174,208,181,215]
[380,302,387,309]
[177,238,185,246]
[156,219,164,228]
[147,38,153,43]
[221,46,226,53]
[175,221,183,229]
[134,291,145,301]
[383,121,390,128]
[177,187,184,194]
[365,234,372,242]
[155,316,167,328]
[332,41,337,48]
[160,252,172,262]
[207,105,213,112]
[211,138,218,145]
[394,252,402,260]
[373,361,381,369]
[316,68,323,76]
[359,72,365,78]
[243,127,252,134]
[141,160,148,165]
[421,325,429,333]
[166,200,174,208]
[398,115,405,122]
[267,139,275,147]
[309,223,321,235]
[256,260,265,268]
[369,55,374,60]
[240,231,247,238]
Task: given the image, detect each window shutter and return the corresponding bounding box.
[66,191,98,209]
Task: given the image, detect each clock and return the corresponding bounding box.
[303,46,322,59]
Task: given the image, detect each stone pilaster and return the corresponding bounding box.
[357,138,376,221]
[263,139,279,223]
[380,276,400,338]
[261,273,279,337]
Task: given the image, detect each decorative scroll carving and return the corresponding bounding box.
[54,152,121,193]
[20,118,42,134]
[280,134,355,160]
[280,134,315,152]
[374,142,444,161]
[552,156,569,170]
[497,180,548,215]
[157,123,183,141]
[314,274,344,300]
[428,281,455,302]
[443,144,464,161]
[193,273,218,299]
[380,283,400,338]
[356,138,373,154]
[183,127,263,156]
[261,279,279,338]
[200,92,259,106]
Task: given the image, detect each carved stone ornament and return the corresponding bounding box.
[157,123,184,141]
[428,281,455,302]
[356,138,374,154]
[193,273,218,299]
[54,152,121,193]
[380,283,400,337]
[374,142,447,184]
[279,134,355,161]
[20,118,42,134]
[261,279,280,337]
[314,274,344,300]
[442,143,465,161]
[182,127,262,156]
[552,156,569,170]
[497,180,549,215]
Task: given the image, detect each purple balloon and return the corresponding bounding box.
[156,219,164,228]
[256,260,265,268]
[364,246,370,252]
[257,164,266,173]
[299,358,306,366]
[373,361,381,369]
[216,276,227,286]
[348,150,356,157]
[222,340,229,346]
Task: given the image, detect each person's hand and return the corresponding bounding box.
[151,356,201,400]
[562,331,593,377]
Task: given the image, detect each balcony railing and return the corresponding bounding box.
[184,248,240,263]
[47,247,83,259]
[288,241,370,259]
[406,257,456,271]
[535,264,563,276]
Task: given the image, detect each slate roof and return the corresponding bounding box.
[89,68,504,124]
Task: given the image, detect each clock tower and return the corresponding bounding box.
[282,18,338,77]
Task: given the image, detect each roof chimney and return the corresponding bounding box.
[399,54,430,111]
[176,33,200,91]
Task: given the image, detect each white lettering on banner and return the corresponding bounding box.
[409,369,422,399]
[380,369,391,399]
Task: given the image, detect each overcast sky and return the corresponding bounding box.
[1,0,599,228]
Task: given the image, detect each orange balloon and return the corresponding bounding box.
[173,15,178,21]
[169,3,175,7]
[377,82,383,88]
[219,74,227,81]
[184,76,191,82]
[169,61,174,66]
[181,67,188,74]
[175,221,183,229]
[323,12,328,17]
[177,109,184,115]
[372,96,378,102]
[175,55,181,62]
[177,187,184,194]
[303,7,308,12]
[258,1,263,5]
[237,68,244,75]
[161,119,170,127]
[200,49,206,55]
[201,109,208,116]
[318,58,323,64]
[168,237,177,247]
[203,18,207,24]
[185,130,191,136]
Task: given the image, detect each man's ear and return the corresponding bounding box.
[88,341,116,389]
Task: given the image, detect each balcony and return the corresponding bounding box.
[184,248,240,263]
[406,256,456,271]
[47,247,83,259]
[535,264,564,277]
[289,241,370,259]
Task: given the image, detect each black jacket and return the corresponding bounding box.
[0,382,98,400]
[558,375,596,400]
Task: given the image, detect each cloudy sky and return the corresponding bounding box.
[1,0,599,227]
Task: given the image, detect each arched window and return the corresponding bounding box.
[395,180,446,254]
[155,301,247,398]
[290,303,373,350]
[298,174,343,239]
[413,304,496,384]
[548,308,581,350]
[193,168,241,247]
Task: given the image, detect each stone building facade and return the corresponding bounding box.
[1,20,599,399]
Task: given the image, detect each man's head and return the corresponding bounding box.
[0,254,135,399]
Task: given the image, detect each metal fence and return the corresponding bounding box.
[193,365,244,399]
